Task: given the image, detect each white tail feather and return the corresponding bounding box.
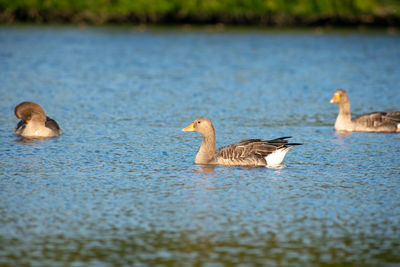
[265,147,292,167]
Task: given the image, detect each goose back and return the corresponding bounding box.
[213,137,300,166]
[352,111,400,132]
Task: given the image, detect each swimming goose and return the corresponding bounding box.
[13,101,62,137]
[330,89,400,132]
[182,117,301,167]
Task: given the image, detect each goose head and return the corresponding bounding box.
[182,117,215,137]
[14,101,47,124]
[330,89,349,104]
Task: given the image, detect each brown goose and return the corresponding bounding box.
[330,89,400,132]
[182,117,301,167]
[13,101,62,137]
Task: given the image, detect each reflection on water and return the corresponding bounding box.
[193,166,216,174]
[332,131,353,144]
[0,26,400,265]
[15,136,60,143]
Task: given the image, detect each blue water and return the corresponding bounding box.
[0,26,400,265]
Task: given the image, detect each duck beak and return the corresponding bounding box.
[330,93,340,103]
[25,120,30,124]
[182,122,195,132]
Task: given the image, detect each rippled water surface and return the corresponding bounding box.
[1,26,400,266]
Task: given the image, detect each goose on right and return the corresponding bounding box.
[330,89,400,132]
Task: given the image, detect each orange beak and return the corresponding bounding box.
[25,120,30,124]
[330,93,340,103]
[182,122,195,132]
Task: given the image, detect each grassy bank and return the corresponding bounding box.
[1,0,400,26]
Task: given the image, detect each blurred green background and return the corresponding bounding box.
[0,0,399,25]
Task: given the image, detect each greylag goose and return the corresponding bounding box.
[182,117,301,167]
[13,101,62,137]
[330,89,400,132]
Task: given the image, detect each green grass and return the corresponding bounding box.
[0,0,400,25]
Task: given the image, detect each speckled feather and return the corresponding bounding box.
[352,111,400,129]
[214,137,301,166]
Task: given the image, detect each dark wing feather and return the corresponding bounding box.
[45,116,61,131]
[215,137,301,160]
[384,111,400,122]
[14,120,26,135]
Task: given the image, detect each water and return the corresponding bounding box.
[0,25,400,266]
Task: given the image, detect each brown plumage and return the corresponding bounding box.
[330,89,400,132]
[182,117,301,167]
[13,101,62,137]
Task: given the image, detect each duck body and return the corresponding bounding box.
[14,116,62,137]
[211,138,297,167]
[331,89,400,132]
[182,117,301,167]
[342,111,400,132]
[13,101,62,138]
